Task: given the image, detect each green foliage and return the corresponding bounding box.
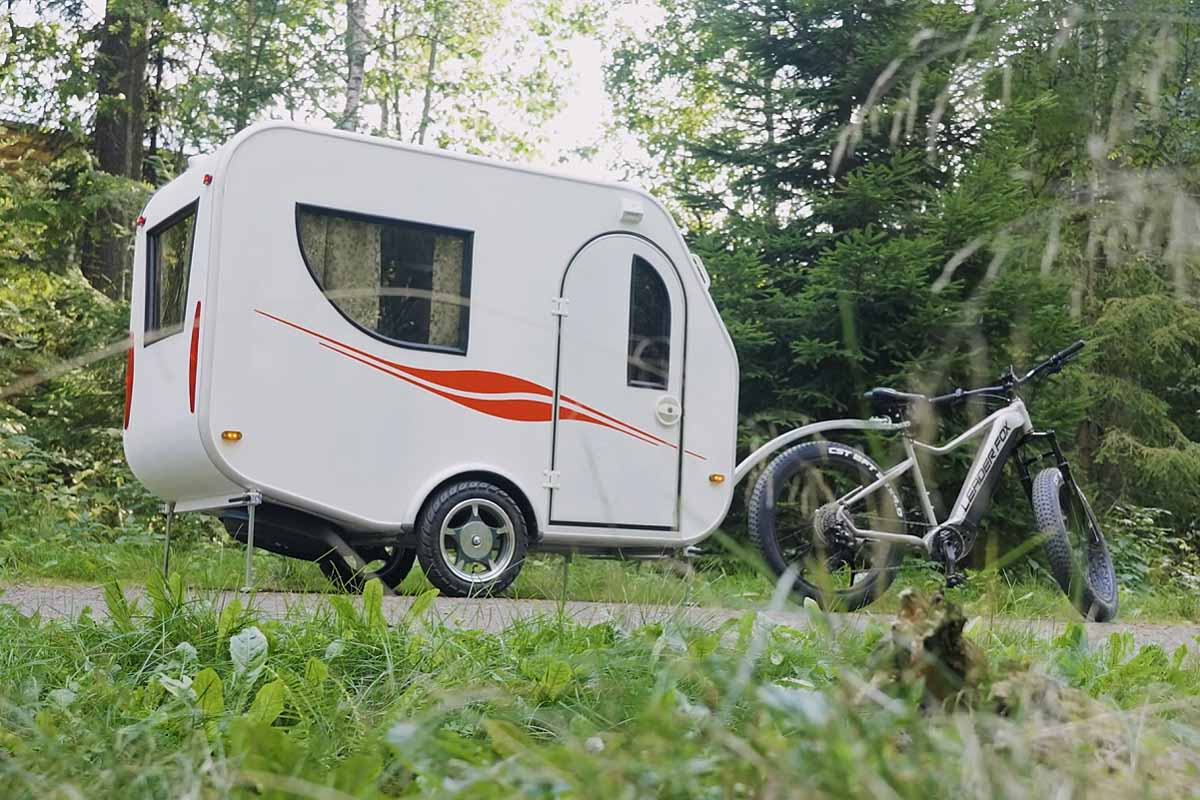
[166,0,336,147]
[611,0,1200,556]
[0,590,1197,797]
[1105,504,1200,592]
[365,0,599,159]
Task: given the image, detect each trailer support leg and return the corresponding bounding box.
[162,502,175,578]
[242,501,257,593]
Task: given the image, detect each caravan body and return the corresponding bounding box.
[123,122,739,569]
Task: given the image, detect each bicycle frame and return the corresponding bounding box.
[838,399,1034,551]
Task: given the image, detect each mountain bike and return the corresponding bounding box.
[748,341,1119,621]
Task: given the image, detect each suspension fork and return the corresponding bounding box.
[1015,429,1071,502]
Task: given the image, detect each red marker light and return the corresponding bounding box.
[188,301,201,413]
[123,333,135,429]
[202,174,213,185]
[136,216,146,226]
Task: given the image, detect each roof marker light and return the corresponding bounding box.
[221,430,243,442]
[202,174,213,185]
[709,473,726,484]
[136,216,146,226]
[620,198,644,224]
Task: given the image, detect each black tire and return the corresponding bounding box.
[749,441,906,611]
[318,545,417,593]
[1031,467,1119,622]
[415,480,528,597]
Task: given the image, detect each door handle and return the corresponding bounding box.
[655,395,682,426]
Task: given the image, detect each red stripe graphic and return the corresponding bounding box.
[256,309,703,458]
[318,343,554,421]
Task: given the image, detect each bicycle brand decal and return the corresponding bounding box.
[828,445,904,517]
[961,420,1013,511]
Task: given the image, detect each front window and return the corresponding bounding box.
[145,202,197,344]
[297,205,472,353]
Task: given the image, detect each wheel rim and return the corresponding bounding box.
[773,458,898,593]
[439,498,516,584]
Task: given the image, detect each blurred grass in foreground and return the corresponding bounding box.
[0,575,1197,798]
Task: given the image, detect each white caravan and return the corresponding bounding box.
[123,121,758,595]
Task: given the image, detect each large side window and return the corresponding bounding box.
[145,201,197,344]
[297,205,472,353]
[627,255,670,389]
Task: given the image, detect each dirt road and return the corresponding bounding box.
[2,582,1196,652]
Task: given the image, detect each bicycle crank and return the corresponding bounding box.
[926,524,971,589]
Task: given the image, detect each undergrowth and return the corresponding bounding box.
[0,575,1197,798]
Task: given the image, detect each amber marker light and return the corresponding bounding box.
[709,473,726,484]
[221,430,243,442]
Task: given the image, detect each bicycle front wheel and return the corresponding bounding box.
[748,441,906,611]
[1031,467,1119,622]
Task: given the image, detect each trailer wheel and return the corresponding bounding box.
[416,480,528,597]
[318,546,416,594]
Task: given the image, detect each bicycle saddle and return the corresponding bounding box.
[864,387,926,413]
[865,387,967,417]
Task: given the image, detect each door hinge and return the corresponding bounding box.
[550,297,570,317]
[542,469,561,489]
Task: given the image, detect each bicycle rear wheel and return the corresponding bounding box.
[749,441,906,611]
[1031,467,1119,622]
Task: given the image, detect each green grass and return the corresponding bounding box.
[3,532,1198,623]
[0,575,1198,798]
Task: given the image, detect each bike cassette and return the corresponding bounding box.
[812,503,856,550]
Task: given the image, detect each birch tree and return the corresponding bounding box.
[365,0,596,159]
[337,0,369,130]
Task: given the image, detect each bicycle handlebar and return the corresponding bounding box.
[930,340,1086,406]
[1020,339,1085,383]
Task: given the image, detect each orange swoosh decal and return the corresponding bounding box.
[256,309,703,458]
[318,343,555,421]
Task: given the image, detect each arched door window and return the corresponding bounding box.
[627,255,671,389]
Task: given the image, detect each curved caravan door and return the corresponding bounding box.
[550,234,686,532]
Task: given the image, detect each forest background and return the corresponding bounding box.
[2,0,1199,595]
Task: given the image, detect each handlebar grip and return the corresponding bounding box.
[1057,340,1085,361]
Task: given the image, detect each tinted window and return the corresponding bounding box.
[297,205,471,353]
[145,202,197,344]
[628,255,671,389]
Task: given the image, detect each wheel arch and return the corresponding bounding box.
[407,466,541,543]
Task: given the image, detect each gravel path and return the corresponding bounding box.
[2,582,1197,651]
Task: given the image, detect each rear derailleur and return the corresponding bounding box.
[928,524,973,590]
[812,503,860,570]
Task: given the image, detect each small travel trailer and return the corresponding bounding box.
[123,121,747,596]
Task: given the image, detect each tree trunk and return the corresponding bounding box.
[87,0,152,298]
[145,22,166,183]
[417,12,442,146]
[338,0,369,130]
